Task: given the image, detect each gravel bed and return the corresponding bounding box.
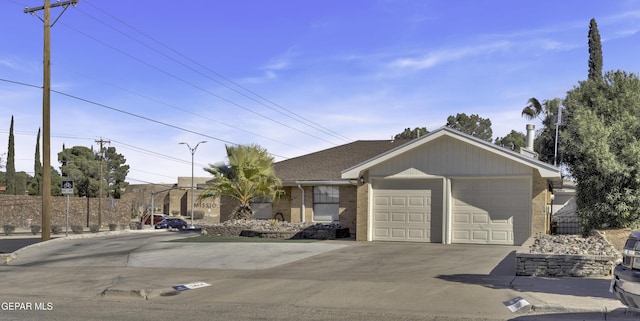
[213,219,341,232]
[529,232,620,256]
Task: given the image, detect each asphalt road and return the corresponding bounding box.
[0,230,635,321]
[0,237,41,253]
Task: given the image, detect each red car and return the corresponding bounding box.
[141,214,169,225]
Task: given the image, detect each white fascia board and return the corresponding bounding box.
[283,180,354,186]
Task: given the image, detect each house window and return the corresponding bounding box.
[313,186,339,221]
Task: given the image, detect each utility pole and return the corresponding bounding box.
[95,138,110,227]
[25,0,78,241]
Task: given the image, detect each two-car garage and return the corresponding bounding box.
[371,177,531,245]
[342,127,560,246]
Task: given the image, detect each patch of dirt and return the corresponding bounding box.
[598,228,633,252]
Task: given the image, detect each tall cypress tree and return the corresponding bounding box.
[588,18,603,82]
[6,116,15,194]
[34,128,42,195]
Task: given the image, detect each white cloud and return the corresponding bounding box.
[0,59,15,69]
[389,41,511,70]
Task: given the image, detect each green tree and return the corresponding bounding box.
[563,71,640,230]
[103,146,129,199]
[58,145,129,198]
[494,130,526,152]
[15,172,28,195]
[6,116,15,194]
[521,97,563,164]
[59,146,99,197]
[201,144,282,219]
[49,166,62,196]
[29,128,42,195]
[394,127,428,139]
[445,113,492,141]
[588,18,603,82]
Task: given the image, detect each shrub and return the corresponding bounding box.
[129,222,142,230]
[193,210,205,220]
[3,225,15,236]
[171,210,179,215]
[89,224,100,233]
[30,225,41,235]
[108,223,118,231]
[119,224,128,230]
[51,225,63,235]
[71,225,84,234]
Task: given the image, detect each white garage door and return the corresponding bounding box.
[372,179,441,242]
[451,178,530,245]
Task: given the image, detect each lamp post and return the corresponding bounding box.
[180,141,207,229]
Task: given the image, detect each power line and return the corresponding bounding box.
[64,69,310,153]
[0,120,208,180]
[81,1,352,143]
[0,78,289,159]
[58,21,341,146]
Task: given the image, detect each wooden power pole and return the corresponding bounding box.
[25,0,78,241]
[95,138,110,227]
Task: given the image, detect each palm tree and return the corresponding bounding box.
[521,97,563,164]
[201,144,282,220]
[521,97,561,121]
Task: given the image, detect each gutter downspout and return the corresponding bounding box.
[297,184,305,223]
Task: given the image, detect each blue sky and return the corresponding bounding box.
[1,0,640,184]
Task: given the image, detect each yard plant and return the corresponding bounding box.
[200,144,282,220]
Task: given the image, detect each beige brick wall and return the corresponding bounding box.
[356,171,369,241]
[288,186,302,223]
[531,169,549,236]
[276,185,356,230]
[273,187,293,221]
[339,185,357,235]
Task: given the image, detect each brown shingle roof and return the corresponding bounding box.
[274,140,410,183]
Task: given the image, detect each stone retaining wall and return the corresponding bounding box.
[515,237,618,277]
[0,195,131,228]
[201,225,351,240]
[201,226,245,237]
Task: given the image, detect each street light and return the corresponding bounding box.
[180,141,207,229]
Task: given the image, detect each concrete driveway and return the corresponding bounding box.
[0,230,632,320]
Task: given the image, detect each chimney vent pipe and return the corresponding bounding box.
[526,124,535,150]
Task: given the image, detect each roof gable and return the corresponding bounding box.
[341,127,561,179]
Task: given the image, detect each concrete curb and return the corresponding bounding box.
[529,304,640,319]
[101,287,180,300]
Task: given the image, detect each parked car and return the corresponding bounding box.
[154,218,188,230]
[141,214,169,225]
[611,230,640,311]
